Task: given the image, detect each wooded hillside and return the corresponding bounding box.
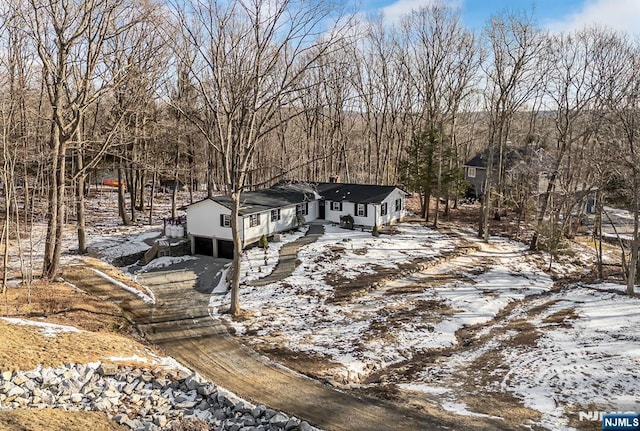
[2,0,640,293]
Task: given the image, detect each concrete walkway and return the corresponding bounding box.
[248,223,325,287]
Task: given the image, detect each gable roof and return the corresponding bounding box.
[464,147,528,169]
[316,182,407,204]
[208,183,316,216]
[184,181,407,216]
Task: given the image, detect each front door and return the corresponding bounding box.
[319,200,325,219]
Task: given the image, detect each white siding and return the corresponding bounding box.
[305,200,318,223]
[243,205,301,245]
[186,199,233,240]
[377,189,406,226]
[323,188,406,228]
[324,200,343,224]
[352,202,377,227]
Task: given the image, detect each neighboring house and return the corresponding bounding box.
[184,181,408,258]
[463,147,541,198]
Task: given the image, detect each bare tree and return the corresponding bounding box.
[173,0,354,315]
[18,0,152,277]
[398,2,479,225]
[530,28,608,250]
[479,10,545,240]
[604,36,640,295]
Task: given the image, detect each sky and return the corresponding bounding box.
[367,0,640,34]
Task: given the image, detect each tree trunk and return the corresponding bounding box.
[148,169,157,225]
[628,186,639,295]
[229,190,242,315]
[117,161,130,226]
[595,189,604,280]
[75,148,87,254]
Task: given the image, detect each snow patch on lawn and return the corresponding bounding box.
[88,230,161,263]
[1,317,83,337]
[501,286,640,428]
[219,225,555,381]
[442,401,503,420]
[138,255,198,272]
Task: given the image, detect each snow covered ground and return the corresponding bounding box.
[501,286,640,428]
[217,222,640,430]
[239,226,309,283]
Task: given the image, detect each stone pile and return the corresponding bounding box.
[0,363,318,431]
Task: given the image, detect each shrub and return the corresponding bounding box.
[259,234,268,251]
[340,214,354,230]
[372,224,380,237]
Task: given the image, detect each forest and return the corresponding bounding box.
[1,0,640,297]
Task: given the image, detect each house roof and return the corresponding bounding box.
[184,181,407,216]
[316,182,407,204]
[464,147,529,169]
[211,183,317,216]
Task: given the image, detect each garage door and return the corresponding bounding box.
[193,236,213,256]
[217,240,234,259]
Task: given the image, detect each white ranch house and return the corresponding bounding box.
[185,181,408,258]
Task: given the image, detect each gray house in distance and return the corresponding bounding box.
[463,147,534,198]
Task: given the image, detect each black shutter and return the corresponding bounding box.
[220,214,224,226]
[305,202,309,214]
[364,203,368,217]
[257,213,261,224]
[339,202,342,211]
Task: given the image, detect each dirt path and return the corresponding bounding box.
[64,262,508,431]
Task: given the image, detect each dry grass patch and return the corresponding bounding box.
[505,320,541,348]
[0,409,127,431]
[78,256,152,299]
[542,308,579,327]
[0,319,160,372]
[1,280,130,333]
[255,344,343,381]
[462,393,543,428]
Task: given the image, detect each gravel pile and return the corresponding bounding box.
[0,363,318,431]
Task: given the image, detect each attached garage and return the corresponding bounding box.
[217,240,234,259]
[193,236,214,256]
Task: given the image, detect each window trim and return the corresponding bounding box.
[381,202,388,216]
[221,214,231,228]
[395,198,402,211]
[330,201,342,211]
[296,202,309,216]
[468,166,477,178]
[356,203,366,217]
[270,208,281,222]
[249,213,260,227]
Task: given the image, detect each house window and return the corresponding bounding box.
[468,167,477,178]
[220,214,231,227]
[270,209,281,221]
[296,203,308,216]
[249,213,260,227]
[381,202,388,216]
[356,203,366,217]
[330,201,342,211]
[395,198,402,211]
